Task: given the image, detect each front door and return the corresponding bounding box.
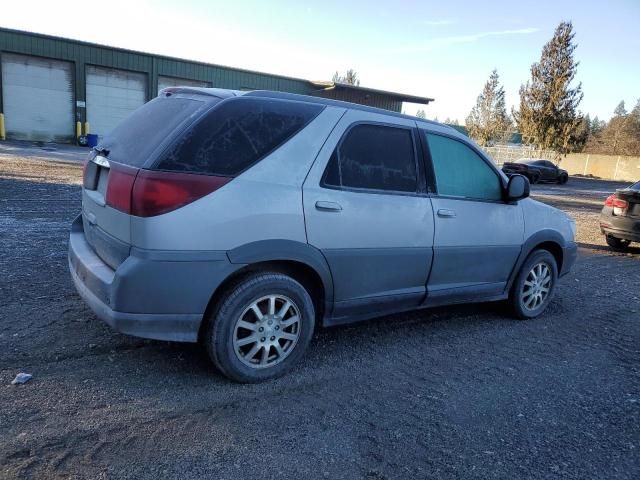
[303,111,434,322]
[422,132,524,302]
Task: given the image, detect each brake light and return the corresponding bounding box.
[604,194,628,209]
[131,170,230,217]
[105,165,231,217]
[105,164,138,213]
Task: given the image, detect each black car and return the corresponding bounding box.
[502,159,569,184]
[600,180,640,250]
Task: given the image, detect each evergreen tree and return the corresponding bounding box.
[586,99,640,155]
[465,69,512,146]
[514,21,584,156]
[590,116,606,136]
[415,109,427,119]
[613,101,627,116]
[332,69,360,86]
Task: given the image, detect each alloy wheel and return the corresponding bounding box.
[522,262,552,311]
[232,294,301,369]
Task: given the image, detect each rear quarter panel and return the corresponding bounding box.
[130,106,346,251]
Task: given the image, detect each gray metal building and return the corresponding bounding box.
[0,27,433,143]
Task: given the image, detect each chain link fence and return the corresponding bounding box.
[482,144,558,166]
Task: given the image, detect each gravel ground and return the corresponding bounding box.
[0,151,639,480]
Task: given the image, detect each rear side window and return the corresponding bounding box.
[425,133,502,201]
[98,96,206,167]
[156,97,322,176]
[323,124,418,193]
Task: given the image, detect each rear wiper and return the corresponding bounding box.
[93,146,110,157]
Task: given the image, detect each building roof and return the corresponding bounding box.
[309,80,434,105]
[0,27,434,107]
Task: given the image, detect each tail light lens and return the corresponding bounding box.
[105,164,138,213]
[104,164,231,217]
[604,194,628,209]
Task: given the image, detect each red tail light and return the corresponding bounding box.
[604,194,628,209]
[131,170,231,217]
[104,164,231,217]
[105,163,138,213]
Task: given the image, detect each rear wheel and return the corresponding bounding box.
[558,174,568,184]
[509,249,558,319]
[528,173,540,184]
[204,272,315,382]
[606,235,631,251]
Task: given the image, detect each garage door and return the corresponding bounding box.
[157,76,209,95]
[86,66,146,138]
[1,53,74,142]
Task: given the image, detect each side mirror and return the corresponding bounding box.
[506,174,529,201]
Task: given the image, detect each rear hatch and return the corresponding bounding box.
[81,92,212,269]
[617,183,640,218]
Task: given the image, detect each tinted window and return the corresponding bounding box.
[157,97,322,175]
[99,96,206,167]
[323,124,417,192]
[425,133,502,200]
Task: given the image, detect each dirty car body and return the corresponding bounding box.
[69,88,578,381]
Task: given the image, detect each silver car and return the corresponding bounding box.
[69,88,577,382]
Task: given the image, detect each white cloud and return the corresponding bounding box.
[384,28,540,53]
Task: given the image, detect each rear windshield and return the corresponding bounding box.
[155,97,323,176]
[98,95,208,167]
[631,180,640,190]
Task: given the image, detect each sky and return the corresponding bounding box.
[2,0,638,122]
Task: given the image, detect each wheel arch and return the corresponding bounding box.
[505,230,566,294]
[199,240,334,340]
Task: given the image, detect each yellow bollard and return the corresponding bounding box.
[84,122,90,135]
[0,113,5,141]
[76,121,82,139]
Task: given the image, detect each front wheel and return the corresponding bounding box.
[204,272,316,382]
[558,174,568,184]
[509,249,558,319]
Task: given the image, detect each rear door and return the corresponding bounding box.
[303,110,434,321]
[422,131,524,302]
[541,161,558,181]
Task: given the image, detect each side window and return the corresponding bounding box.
[425,133,502,201]
[157,97,322,175]
[323,124,417,193]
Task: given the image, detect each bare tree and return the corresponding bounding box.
[465,69,512,146]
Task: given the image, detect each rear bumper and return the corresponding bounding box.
[560,241,578,277]
[68,215,243,342]
[599,210,640,242]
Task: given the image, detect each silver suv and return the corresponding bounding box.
[69,88,577,382]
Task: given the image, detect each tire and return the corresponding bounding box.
[509,249,558,319]
[606,235,631,251]
[528,174,540,185]
[204,272,316,383]
[558,174,568,184]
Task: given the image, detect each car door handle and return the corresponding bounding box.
[437,208,456,218]
[315,201,342,212]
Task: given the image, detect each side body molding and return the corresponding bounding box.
[227,239,335,318]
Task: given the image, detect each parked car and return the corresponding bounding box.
[502,159,569,184]
[600,180,640,250]
[69,88,577,382]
